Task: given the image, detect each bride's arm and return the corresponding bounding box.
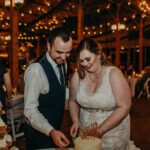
[69,71,80,136]
[97,67,131,136]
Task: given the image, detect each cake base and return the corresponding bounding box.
[74,136,101,150]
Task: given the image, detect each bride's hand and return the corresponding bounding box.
[70,121,79,137]
[96,127,103,138]
[79,122,103,138]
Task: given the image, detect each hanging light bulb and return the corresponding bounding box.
[138,0,150,14]
[5,0,24,7]
[111,23,126,31]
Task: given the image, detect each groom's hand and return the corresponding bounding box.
[50,129,70,148]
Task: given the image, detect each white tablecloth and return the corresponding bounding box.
[35,140,141,150]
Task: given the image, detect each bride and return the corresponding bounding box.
[69,37,139,149]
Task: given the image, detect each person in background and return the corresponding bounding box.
[24,26,73,149]
[26,47,37,65]
[135,66,150,98]
[0,62,12,122]
[69,37,131,149]
[119,64,127,77]
[127,64,135,77]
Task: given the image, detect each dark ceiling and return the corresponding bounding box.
[0,0,150,44]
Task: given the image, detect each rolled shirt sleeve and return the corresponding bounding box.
[24,63,53,136]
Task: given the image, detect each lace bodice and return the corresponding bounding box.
[76,66,116,110]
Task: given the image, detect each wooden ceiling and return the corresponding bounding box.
[0,0,150,48]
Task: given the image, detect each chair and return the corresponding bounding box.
[138,78,150,100]
[7,97,24,141]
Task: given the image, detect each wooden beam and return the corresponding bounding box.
[36,37,40,58]
[139,18,143,71]
[115,4,121,66]
[77,0,84,41]
[19,1,68,32]
[10,0,19,88]
[74,38,150,48]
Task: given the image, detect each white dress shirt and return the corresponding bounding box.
[24,52,62,136]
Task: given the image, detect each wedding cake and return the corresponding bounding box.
[74,136,101,150]
[0,102,18,150]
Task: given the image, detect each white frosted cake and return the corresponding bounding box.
[10,146,19,150]
[74,136,101,150]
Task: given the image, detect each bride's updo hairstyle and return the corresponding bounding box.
[76,37,107,79]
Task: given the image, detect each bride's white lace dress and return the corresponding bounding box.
[76,66,140,150]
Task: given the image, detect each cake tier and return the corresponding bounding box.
[74,136,101,150]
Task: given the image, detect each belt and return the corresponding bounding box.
[81,107,115,113]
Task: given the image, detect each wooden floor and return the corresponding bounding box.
[130,97,150,150]
[14,97,150,150]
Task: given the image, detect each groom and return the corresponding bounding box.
[24,26,73,149]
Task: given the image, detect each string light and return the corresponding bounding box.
[0,0,149,47]
[111,23,126,31]
[138,0,150,14]
[5,0,24,7]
